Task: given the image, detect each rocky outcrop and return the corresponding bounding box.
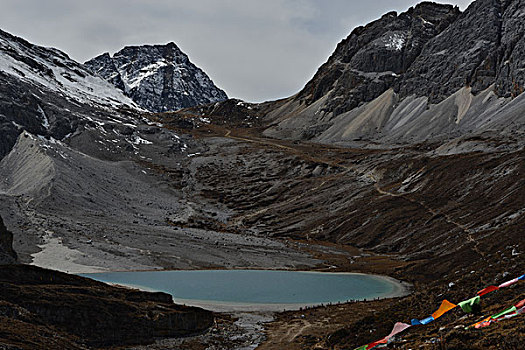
[398,0,525,101]
[85,43,228,112]
[0,265,214,348]
[0,216,16,264]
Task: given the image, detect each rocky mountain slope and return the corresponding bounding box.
[85,43,227,113]
[0,29,227,349]
[0,28,319,274]
[0,265,214,349]
[0,28,143,159]
[256,0,525,145]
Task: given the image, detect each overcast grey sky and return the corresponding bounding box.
[0,0,473,102]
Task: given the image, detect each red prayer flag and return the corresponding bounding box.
[366,338,387,349]
[515,299,525,309]
[477,285,499,296]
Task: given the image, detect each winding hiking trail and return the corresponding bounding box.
[221,128,486,258]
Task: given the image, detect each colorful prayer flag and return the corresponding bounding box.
[498,277,520,288]
[432,300,457,319]
[411,319,421,326]
[491,306,517,319]
[365,322,411,349]
[458,296,481,313]
[477,285,499,296]
[420,316,435,325]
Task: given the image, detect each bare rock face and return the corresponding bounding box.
[297,2,460,116]
[298,0,524,111]
[495,0,525,97]
[85,43,228,112]
[0,216,17,264]
[397,0,504,102]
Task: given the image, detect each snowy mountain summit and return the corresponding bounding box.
[0,28,141,158]
[85,43,228,113]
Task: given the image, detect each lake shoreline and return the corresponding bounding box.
[80,270,412,312]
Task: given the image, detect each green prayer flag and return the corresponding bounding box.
[354,346,368,350]
[491,306,517,319]
[458,296,481,313]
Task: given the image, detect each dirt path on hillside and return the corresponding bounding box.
[222,128,486,258]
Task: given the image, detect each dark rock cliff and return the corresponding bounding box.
[85,43,228,113]
[398,0,525,101]
[397,0,504,102]
[297,2,461,115]
[297,0,525,112]
[0,216,17,264]
[494,0,525,97]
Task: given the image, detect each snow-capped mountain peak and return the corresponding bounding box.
[85,42,228,113]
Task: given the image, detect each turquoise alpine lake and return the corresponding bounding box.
[80,270,405,310]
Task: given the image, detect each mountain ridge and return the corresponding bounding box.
[0,28,144,159]
[167,1,524,148]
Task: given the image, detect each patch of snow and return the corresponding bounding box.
[122,60,169,90]
[132,136,153,145]
[420,17,434,26]
[37,105,49,129]
[433,49,448,56]
[121,122,138,128]
[385,33,406,51]
[11,121,23,129]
